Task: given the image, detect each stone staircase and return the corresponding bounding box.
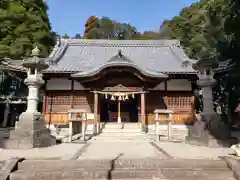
[9,159,237,179]
[93,123,145,141]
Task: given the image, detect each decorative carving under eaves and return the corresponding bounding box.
[102,84,143,92]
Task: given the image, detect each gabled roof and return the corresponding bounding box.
[45,39,196,77]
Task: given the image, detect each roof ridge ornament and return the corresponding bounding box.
[118,50,123,59]
[31,46,40,57]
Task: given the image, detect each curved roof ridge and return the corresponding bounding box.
[168,41,192,63]
[48,39,69,64]
[67,38,181,47]
[71,62,168,78]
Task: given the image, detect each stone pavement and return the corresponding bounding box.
[155,141,234,159]
[77,139,235,160]
[0,139,236,161]
[78,139,165,160]
[0,143,84,161]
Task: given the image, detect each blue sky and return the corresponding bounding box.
[47,0,197,36]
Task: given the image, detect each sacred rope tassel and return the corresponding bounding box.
[105,93,108,99]
[132,94,135,99]
[125,95,128,100]
[118,96,122,101]
[111,95,115,101]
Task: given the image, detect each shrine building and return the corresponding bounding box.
[43,39,198,133]
[5,39,198,134]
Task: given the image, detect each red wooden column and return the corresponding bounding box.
[94,91,99,134]
[141,92,146,133]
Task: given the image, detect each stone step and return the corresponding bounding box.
[102,123,139,129]
[18,159,229,171]
[93,136,145,140]
[122,123,140,129]
[101,128,140,133]
[98,132,143,137]
[10,169,235,180]
[91,139,149,142]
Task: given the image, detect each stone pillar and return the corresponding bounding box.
[2,47,56,149]
[186,58,234,147]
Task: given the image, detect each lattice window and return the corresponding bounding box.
[48,95,71,105]
[46,93,71,112]
[73,92,94,112]
[164,94,193,112]
[73,95,87,105]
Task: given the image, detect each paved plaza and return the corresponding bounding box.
[0,138,235,161]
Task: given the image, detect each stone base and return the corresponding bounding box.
[185,114,237,148]
[185,131,237,148]
[141,124,148,133]
[1,112,56,149]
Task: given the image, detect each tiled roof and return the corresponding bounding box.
[45,39,197,77]
[214,59,234,73]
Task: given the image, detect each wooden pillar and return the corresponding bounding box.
[94,92,98,134]
[70,80,74,109]
[42,94,46,113]
[141,92,146,133]
[42,81,47,114]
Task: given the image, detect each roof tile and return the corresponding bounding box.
[45,39,196,76]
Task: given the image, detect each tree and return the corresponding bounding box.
[83,16,139,40]
[83,16,100,39]
[158,20,172,39]
[137,31,160,40]
[74,34,81,39]
[62,33,70,39]
[0,0,55,59]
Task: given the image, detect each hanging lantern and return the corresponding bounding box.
[132,94,135,99]
[119,96,122,101]
[105,93,108,99]
[111,96,115,101]
[125,95,129,100]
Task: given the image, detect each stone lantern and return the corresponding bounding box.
[1,47,56,149]
[192,57,218,118]
[186,56,234,147]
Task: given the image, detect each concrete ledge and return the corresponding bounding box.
[220,156,240,180]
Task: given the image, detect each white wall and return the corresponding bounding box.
[153,79,192,91]
[153,82,165,90]
[167,79,192,91]
[46,78,192,91]
[46,78,85,90]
